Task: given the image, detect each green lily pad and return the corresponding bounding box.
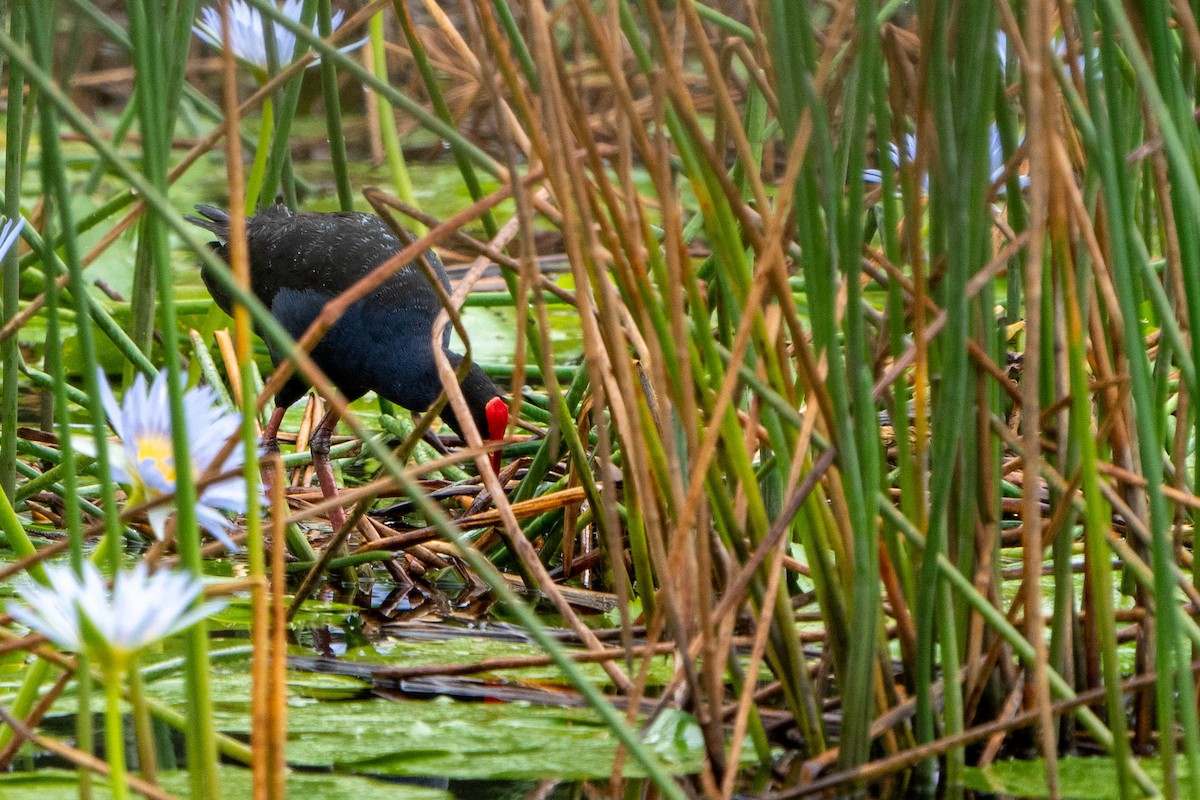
[0,766,451,800]
[337,631,675,688]
[130,648,711,781]
[290,671,373,701]
[966,755,1189,799]
[320,703,709,781]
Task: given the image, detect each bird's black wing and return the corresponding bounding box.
[246,211,450,321]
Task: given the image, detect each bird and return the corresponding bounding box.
[187,204,509,530]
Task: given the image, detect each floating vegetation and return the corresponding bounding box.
[3,1,1200,798]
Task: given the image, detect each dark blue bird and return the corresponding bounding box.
[188,204,509,528]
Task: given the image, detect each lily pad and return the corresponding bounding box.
[0,766,451,800]
[319,703,709,781]
[335,630,675,688]
[967,755,1188,799]
[133,649,712,781]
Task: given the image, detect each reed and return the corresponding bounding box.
[6,0,1200,797]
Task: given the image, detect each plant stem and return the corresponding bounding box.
[104,664,129,800]
[244,97,274,212]
[127,662,157,785]
[369,11,423,233]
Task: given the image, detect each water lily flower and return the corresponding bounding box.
[986,126,1031,191]
[863,134,920,190]
[97,368,257,550]
[9,561,224,800]
[0,216,24,259]
[8,562,227,665]
[997,29,1097,85]
[193,0,363,81]
[864,125,1029,195]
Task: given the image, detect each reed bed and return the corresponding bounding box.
[0,0,1198,798]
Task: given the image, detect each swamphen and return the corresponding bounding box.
[187,204,509,529]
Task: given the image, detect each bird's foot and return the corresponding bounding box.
[259,434,287,502]
[309,424,332,460]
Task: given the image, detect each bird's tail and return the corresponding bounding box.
[185,205,230,245]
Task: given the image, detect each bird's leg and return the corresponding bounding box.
[262,405,288,455]
[310,409,347,531]
[258,405,293,561]
[260,405,289,499]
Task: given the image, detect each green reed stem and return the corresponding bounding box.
[188,331,236,411]
[246,0,499,177]
[126,1,165,365]
[488,0,538,89]
[1064,247,1133,800]
[25,9,97,797]
[369,12,423,233]
[0,485,42,582]
[691,1,753,41]
[244,97,274,211]
[165,0,198,136]
[0,3,24,503]
[103,666,129,800]
[26,2,82,567]
[317,0,353,211]
[1081,3,1196,793]
[831,0,883,770]
[391,0,498,237]
[127,664,157,784]
[0,658,51,756]
[127,0,221,794]
[909,0,989,777]
[260,0,316,207]
[760,0,854,755]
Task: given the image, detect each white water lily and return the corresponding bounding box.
[0,216,24,259]
[97,368,256,550]
[985,125,1030,191]
[998,29,1097,84]
[8,562,227,664]
[863,125,1029,195]
[193,0,362,80]
[863,134,919,189]
[9,561,222,800]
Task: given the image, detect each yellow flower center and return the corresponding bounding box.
[134,433,176,485]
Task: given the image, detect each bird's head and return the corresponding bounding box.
[441,361,509,477]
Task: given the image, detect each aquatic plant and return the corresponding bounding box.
[0,216,24,259]
[96,368,256,550]
[2,1,1199,797]
[10,562,226,800]
[9,562,226,665]
[192,0,357,80]
[864,125,1030,193]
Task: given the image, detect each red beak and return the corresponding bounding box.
[485,396,509,475]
